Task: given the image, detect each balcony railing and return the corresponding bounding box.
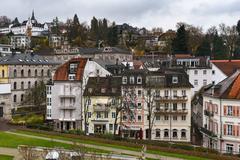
[154,108,188,115]
[59,93,75,98]
[60,105,76,110]
[204,110,214,117]
[200,127,217,137]
[154,96,188,102]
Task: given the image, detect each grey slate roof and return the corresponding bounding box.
[0,53,60,65]
[79,47,131,55]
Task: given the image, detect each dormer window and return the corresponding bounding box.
[172,76,178,84]
[122,76,127,84]
[137,76,142,84]
[68,74,76,80]
[130,76,134,84]
[69,63,78,73]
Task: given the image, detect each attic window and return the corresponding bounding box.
[69,63,78,73]
[68,74,76,80]
[172,76,178,84]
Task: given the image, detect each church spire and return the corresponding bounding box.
[31,10,35,20]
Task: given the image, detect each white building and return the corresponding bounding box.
[202,70,240,154]
[0,44,12,56]
[46,58,111,131]
[11,34,30,49]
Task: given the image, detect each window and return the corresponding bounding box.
[112,112,116,118]
[96,112,101,118]
[137,76,142,84]
[41,69,44,76]
[156,129,160,138]
[138,115,142,122]
[88,112,91,118]
[13,82,17,90]
[130,76,134,84]
[35,69,38,77]
[173,129,178,138]
[172,76,178,83]
[226,144,233,154]
[182,103,186,110]
[123,115,127,121]
[181,129,186,138]
[46,86,52,94]
[122,76,127,84]
[212,70,215,75]
[104,112,108,118]
[164,103,169,110]
[227,125,233,135]
[13,69,17,77]
[182,115,186,121]
[212,81,215,84]
[227,106,233,116]
[203,70,207,75]
[21,81,24,89]
[47,69,51,77]
[137,103,142,109]
[13,95,17,102]
[156,115,160,121]
[69,63,78,73]
[173,116,177,121]
[28,81,31,89]
[155,90,160,97]
[109,124,113,130]
[137,90,142,97]
[47,98,52,106]
[21,69,24,77]
[173,103,177,111]
[21,94,24,102]
[164,129,169,138]
[194,70,198,75]
[164,115,169,120]
[203,79,207,86]
[173,90,177,97]
[47,108,51,118]
[1,70,4,78]
[182,90,186,96]
[194,80,198,86]
[68,74,76,80]
[28,69,31,77]
[164,90,169,97]
[35,81,37,87]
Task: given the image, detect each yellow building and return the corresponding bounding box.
[0,65,9,83]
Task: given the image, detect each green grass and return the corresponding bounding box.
[0,155,13,160]
[14,130,210,160]
[0,132,108,154]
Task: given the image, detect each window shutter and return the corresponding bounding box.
[224,124,227,135]
[233,125,236,136]
[237,126,240,136]
[233,106,236,116]
[237,107,240,117]
[224,106,227,116]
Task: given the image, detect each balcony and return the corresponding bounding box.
[60,105,76,110]
[154,109,188,115]
[154,96,188,102]
[204,110,214,117]
[93,104,110,112]
[200,127,217,138]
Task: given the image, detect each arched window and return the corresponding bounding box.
[28,81,31,89]
[155,129,160,138]
[164,129,169,138]
[35,69,38,77]
[21,81,24,89]
[13,69,17,77]
[2,70,4,78]
[13,82,17,90]
[13,95,17,102]
[21,69,24,77]
[28,69,31,77]
[41,69,44,77]
[172,129,178,139]
[181,129,186,139]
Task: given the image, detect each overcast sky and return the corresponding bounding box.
[1,0,240,31]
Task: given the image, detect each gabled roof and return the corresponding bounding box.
[211,60,240,76]
[53,58,88,81]
[204,70,240,99]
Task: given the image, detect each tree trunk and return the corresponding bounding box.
[113,110,119,136]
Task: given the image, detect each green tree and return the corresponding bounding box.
[90,16,99,40]
[172,24,189,54]
[107,22,118,46]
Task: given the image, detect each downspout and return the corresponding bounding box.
[220,98,222,153]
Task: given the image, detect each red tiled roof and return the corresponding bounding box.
[211,60,240,76]
[133,60,144,69]
[53,58,88,81]
[174,54,192,58]
[227,74,240,99]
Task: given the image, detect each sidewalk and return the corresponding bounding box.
[5,131,183,160]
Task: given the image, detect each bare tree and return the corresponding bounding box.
[18,146,37,160]
[219,23,238,59]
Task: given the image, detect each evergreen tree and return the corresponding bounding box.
[172,25,189,54]
[107,22,118,46]
[90,16,99,40]
[196,36,211,56]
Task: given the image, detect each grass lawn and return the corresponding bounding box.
[14,130,209,160]
[0,155,13,160]
[0,132,109,154]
